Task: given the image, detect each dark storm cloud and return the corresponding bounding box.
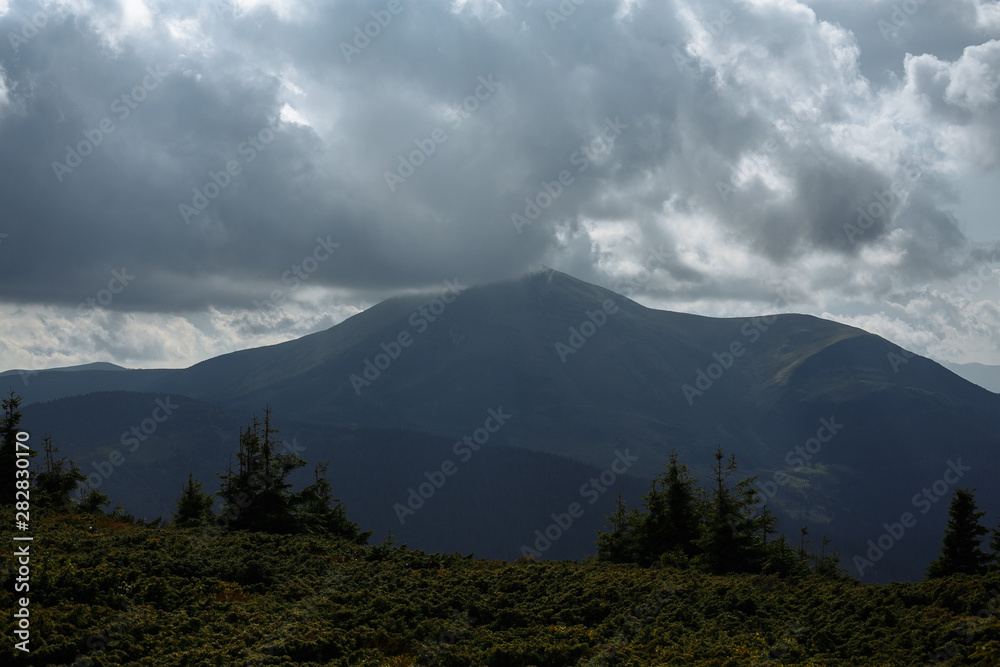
[0,0,685,309]
[0,0,997,368]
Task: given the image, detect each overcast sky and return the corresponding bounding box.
[0,0,998,371]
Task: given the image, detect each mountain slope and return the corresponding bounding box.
[7,270,1000,582]
[941,360,1000,393]
[21,391,648,561]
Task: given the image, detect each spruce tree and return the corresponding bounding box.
[216,407,367,538]
[217,408,306,533]
[33,434,86,510]
[596,491,642,563]
[173,473,216,527]
[698,446,773,574]
[990,523,1000,572]
[293,461,371,542]
[810,533,848,579]
[926,488,990,577]
[1,389,31,507]
[663,453,702,555]
[76,481,112,515]
[638,452,701,565]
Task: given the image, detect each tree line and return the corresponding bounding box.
[4,387,999,578]
[593,446,1000,579]
[0,390,370,543]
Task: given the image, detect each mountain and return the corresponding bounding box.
[941,360,1000,393]
[0,366,173,404]
[0,361,128,375]
[6,270,1000,582]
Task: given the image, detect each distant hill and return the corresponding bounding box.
[0,365,173,404]
[7,270,1000,582]
[940,361,1000,393]
[21,392,648,562]
[0,361,128,374]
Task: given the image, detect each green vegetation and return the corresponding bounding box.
[595,447,842,578]
[2,509,1000,666]
[4,392,1000,664]
[172,473,215,528]
[212,407,370,542]
[926,488,992,577]
[2,389,29,508]
[4,389,110,515]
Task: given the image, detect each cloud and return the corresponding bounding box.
[0,0,997,369]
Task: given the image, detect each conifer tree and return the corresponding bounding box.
[173,473,216,527]
[990,523,1000,572]
[293,461,371,542]
[75,481,112,515]
[217,407,306,533]
[698,446,773,574]
[810,533,848,579]
[596,491,642,563]
[216,407,368,539]
[926,488,990,577]
[1,389,31,507]
[33,434,86,510]
[638,452,701,565]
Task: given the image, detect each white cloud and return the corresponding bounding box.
[451,0,507,20]
[0,67,9,112]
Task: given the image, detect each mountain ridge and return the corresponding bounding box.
[5,270,999,582]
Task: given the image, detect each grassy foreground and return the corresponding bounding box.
[2,511,999,666]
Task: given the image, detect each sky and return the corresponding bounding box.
[0,0,998,372]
